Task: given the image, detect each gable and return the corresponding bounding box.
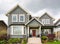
[40,13,54,20]
[55,20,60,26]
[25,18,43,27]
[6,4,31,16]
[9,6,27,14]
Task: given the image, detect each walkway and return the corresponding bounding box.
[27,37,42,44]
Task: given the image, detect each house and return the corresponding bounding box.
[0,20,7,36]
[54,19,60,32]
[6,4,56,38]
[54,19,60,40]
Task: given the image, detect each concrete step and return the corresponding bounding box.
[27,37,42,44]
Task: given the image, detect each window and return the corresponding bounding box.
[19,14,25,22]
[11,26,24,35]
[44,29,51,34]
[42,19,50,24]
[12,15,18,22]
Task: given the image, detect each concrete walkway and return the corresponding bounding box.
[27,37,42,44]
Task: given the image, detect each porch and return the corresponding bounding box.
[25,18,43,37]
[41,26,56,36]
[28,26,41,37]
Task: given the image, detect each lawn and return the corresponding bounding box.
[46,41,60,44]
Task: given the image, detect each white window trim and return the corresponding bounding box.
[12,14,18,22]
[19,14,25,22]
[42,19,50,24]
[11,26,25,35]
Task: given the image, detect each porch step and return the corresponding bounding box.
[27,37,42,44]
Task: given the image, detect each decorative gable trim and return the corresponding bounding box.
[40,12,55,21]
[54,19,60,25]
[6,4,31,16]
[25,18,44,26]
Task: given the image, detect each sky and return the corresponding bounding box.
[0,0,60,22]
[0,0,60,32]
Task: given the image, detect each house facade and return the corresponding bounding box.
[6,4,56,38]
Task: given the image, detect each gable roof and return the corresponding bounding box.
[54,19,60,25]
[0,20,7,27]
[39,12,55,20]
[25,17,44,26]
[5,4,32,16]
[0,14,8,26]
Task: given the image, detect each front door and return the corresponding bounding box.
[32,30,36,36]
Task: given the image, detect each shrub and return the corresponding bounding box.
[0,34,7,40]
[0,40,7,44]
[22,38,27,44]
[8,38,21,44]
[41,36,48,43]
[41,36,48,40]
[47,34,55,41]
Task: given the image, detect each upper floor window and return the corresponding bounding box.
[12,14,18,22]
[42,19,50,24]
[19,14,25,22]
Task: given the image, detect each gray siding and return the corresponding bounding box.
[39,14,54,26]
[8,6,30,26]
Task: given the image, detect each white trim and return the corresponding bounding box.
[40,12,55,20]
[6,4,31,16]
[19,14,25,22]
[39,26,41,37]
[12,14,18,22]
[22,26,24,35]
[11,26,13,35]
[28,26,29,37]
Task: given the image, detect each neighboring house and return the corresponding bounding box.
[54,19,60,40]
[0,20,7,36]
[54,19,60,32]
[6,4,56,38]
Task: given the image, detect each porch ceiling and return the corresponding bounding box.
[29,27,39,29]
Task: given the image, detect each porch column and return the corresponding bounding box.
[51,28,53,34]
[28,26,29,37]
[39,26,41,37]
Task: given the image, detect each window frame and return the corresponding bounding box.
[11,26,24,35]
[19,14,25,22]
[12,14,18,22]
[42,19,50,24]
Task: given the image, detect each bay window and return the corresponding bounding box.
[11,26,24,35]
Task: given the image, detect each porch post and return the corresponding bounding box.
[28,26,29,37]
[39,26,41,37]
[51,28,53,34]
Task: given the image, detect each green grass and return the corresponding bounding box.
[46,41,60,44]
